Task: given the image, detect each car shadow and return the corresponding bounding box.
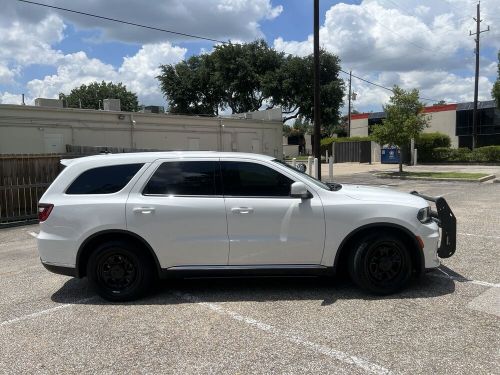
[51,266,460,306]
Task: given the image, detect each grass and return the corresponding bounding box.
[382,171,489,180]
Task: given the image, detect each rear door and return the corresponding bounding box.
[126,158,229,268]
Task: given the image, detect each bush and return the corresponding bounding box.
[432,147,452,161]
[429,146,500,162]
[320,138,335,155]
[473,146,500,162]
[449,148,472,162]
[416,132,451,162]
[334,136,373,143]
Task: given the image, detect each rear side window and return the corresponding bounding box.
[66,164,143,194]
[143,161,219,196]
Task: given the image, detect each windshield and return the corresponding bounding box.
[272,159,333,191]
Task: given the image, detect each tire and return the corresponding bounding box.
[348,233,412,295]
[87,240,154,302]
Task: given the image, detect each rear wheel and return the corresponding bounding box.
[348,233,412,294]
[87,240,153,302]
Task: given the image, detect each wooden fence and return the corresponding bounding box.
[0,154,63,224]
[0,147,162,225]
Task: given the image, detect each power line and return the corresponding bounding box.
[339,69,442,103]
[17,0,228,44]
[17,0,442,104]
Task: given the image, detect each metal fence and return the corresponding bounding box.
[333,141,373,163]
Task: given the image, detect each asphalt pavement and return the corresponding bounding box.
[0,175,499,374]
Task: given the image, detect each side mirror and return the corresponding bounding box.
[290,182,312,199]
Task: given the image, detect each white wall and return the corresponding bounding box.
[0,105,283,157]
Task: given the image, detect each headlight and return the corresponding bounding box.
[417,206,431,223]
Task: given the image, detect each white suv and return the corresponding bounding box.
[37,152,456,301]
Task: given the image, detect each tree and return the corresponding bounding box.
[157,40,345,127]
[263,50,345,132]
[371,86,429,173]
[492,50,500,108]
[60,81,139,112]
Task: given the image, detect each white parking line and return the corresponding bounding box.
[28,231,38,238]
[174,291,392,375]
[458,232,500,240]
[0,297,95,327]
[429,269,500,288]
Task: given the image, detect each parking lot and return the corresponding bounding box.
[1,174,499,374]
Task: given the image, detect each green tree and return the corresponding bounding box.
[371,86,429,173]
[263,50,344,131]
[492,50,500,108]
[60,81,139,112]
[157,40,345,127]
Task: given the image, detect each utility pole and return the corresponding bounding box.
[348,70,352,137]
[313,0,321,180]
[469,1,489,149]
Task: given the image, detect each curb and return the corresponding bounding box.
[373,173,497,183]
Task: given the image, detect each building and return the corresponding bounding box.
[0,103,283,157]
[350,100,500,148]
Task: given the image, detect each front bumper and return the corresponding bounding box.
[410,191,457,258]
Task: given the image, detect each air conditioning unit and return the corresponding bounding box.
[103,99,121,111]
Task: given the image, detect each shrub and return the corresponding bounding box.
[432,147,452,161]
[448,147,472,162]
[320,138,335,155]
[416,132,451,162]
[473,146,500,162]
[334,136,373,143]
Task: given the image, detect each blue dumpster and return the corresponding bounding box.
[381,148,400,164]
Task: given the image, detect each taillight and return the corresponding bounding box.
[38,204,54,222]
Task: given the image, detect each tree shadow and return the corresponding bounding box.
[51,267,459,306]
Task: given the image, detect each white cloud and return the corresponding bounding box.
[23,42,186,106]
[0,14,64,67]
[118,43,187,104]
[11,0,283,44]
[273,0,499,112]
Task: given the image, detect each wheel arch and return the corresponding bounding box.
[333,223,425,276]
[76,230,161,278]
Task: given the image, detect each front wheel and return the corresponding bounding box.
[87,241,153,302]
[348,234,413,295]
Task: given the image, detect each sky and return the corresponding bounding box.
[0,0,499,114]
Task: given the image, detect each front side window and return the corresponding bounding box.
[66,164,143,194]
[143,161,218,196]
[221,161,293,197]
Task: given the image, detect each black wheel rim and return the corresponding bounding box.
[366,241,404,284]
[97,252,137,292]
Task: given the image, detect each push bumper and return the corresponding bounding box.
[410,191,457,258]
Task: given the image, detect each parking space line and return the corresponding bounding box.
[174,291,392,375]
[458,232,500,240]
[429,269,500,288]
[0,297,95,328]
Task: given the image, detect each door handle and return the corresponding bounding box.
[133,207,156,214]
[231,207,254,214]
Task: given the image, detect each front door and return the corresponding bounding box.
[221,159,325,265]
[126,159,229,268]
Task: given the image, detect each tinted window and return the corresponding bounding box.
[222,162,293,197]
[143,161,218,196]
[66,164,143,194]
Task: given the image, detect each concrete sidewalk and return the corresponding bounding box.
[318,162,500,179]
